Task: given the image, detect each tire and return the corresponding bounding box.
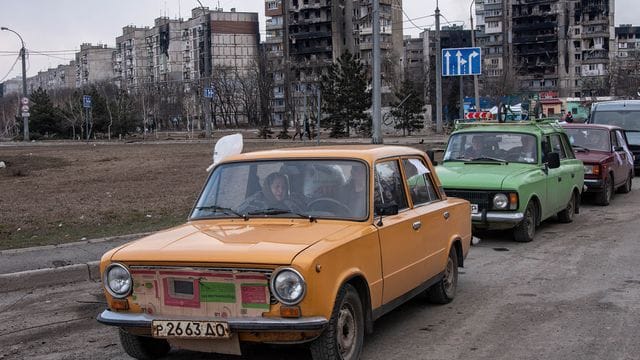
[596,174,613,206]
[426,246,458,304]
[119,328,170,360]
[310,284,364,360]
[618,172,632,194]
[513,201,537,242]
[557,192,576,223]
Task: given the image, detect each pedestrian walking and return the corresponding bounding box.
[292,120,303,141]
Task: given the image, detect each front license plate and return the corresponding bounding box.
[152,320,230,339]
[471,204,479,214]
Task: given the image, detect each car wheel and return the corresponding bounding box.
[310,284,364,360]
[596,174,613,206]
[618,172,632,194]
[513,201,536,242]
[119,328,170,360]
[557,192,576,223]
[426,246,458,304]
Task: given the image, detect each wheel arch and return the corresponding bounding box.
[342,274,374,335]
[527,194,542,226]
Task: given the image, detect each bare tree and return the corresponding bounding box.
[0,96,19,138]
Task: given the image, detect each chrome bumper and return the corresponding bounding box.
[97,310,328,331]
[584,179,603,190]
[472,211,524,224]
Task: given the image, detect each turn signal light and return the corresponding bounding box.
[280,306,301,318]
[111,299,129,310]
[593,165,601,176]
[509,193,518,210]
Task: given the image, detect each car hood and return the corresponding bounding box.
[109,220,358,265]
[436,162,533,189]
[573,150,611,164]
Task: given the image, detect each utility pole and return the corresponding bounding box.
[371,0,383,144]
[1,27,29,141]
[470,0,480,113]
[459,76,464,120]
[435,3,443,133]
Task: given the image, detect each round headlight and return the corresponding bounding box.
[493,193,508,210]
[104,263,132,298]
[270,268,306,305]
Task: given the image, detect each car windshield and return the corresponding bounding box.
[191,159,368,221]
[565,128,611,152]
[592,110,640,144]
[444,132,538,164]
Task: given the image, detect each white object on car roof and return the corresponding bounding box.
[207,133,243,172]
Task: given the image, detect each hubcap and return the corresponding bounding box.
[606,178,612,201]
[337,304,356,358]
[567,195,574,219]
[444,257,455,294]
[525,207,535,238]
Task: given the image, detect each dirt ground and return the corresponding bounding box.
[0,133,439,250]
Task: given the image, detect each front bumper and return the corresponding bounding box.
[584,178,604,192]
[472,211,524,224]
[97,309,328,332]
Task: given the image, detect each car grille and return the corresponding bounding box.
[444,189,490,210]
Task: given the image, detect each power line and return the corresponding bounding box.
[0,54,21,82]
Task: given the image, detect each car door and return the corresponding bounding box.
[374,159,424,304]
[616,129,634,175]
[542,135,565,214]
[401,157,449,279]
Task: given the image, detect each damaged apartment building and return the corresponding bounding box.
[475,0,614,98]
[265,0,403,125]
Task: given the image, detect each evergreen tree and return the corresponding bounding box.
[29,87,63,138]
[390,80,425,136]
[321,51,371,138]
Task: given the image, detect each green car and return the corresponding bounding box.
[436,119,584,242]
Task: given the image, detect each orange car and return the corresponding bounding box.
[97,142,472,360]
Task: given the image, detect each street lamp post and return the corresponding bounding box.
[469,0,481,114]
[1,26,29,141]
[195,0,212,138]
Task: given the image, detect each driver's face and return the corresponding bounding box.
[270,177,286,201]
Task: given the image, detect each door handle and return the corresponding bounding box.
[412,221,422,230]
[571,173,575,178]
[443,211,450,220]
[558,177,562,182]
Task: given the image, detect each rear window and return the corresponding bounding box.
[591,110,640,131]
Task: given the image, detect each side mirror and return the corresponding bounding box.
[375,204,399,216]
[546,152,561,169]
[613,146,624,152]
[426,150,437,166]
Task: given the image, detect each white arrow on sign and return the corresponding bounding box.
[444,51,451,76]
[468,51,479,74]
[456,51,468,75]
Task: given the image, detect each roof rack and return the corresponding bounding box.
[453,118,563,132]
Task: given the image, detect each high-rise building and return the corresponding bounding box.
[76,44,116,87]
[475,0,615,98]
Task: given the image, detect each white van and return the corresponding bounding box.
[589,100,640,174]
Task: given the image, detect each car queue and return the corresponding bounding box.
[94,104,635,360]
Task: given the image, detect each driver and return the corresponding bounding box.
[464,136,484,159]
[237,172,305,214]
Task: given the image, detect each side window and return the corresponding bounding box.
[616,130,629,150]
[541,136,552,159]
[374,160,408,211]
[610,131,619,149]
[550,134,567,159]
[402,158,440,206]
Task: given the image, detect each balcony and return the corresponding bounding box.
[513,33,557,44]
[512,21,556,32]
[290,16,331,26]
[265,36,284,44]
[582,50,609,61]
[290,31,332,40]
[290,45,332,55]
[266,20,284,31]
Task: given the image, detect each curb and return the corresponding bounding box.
[0,232,152,255]
[0,261,100,293]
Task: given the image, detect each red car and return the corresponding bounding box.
[562,124,634,205]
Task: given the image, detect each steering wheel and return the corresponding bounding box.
[307,197,351,217]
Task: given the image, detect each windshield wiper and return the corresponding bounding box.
[572,145,590,152]
[195,205,247,220]
[247,208,317,222]
[468,157,508,163]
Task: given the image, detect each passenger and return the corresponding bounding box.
[340,165,368,218]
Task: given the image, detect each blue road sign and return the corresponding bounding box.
[442,47,482,76]
[82,95,92,108]
[204,87,215,98]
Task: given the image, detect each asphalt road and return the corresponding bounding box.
[1,184,639,360]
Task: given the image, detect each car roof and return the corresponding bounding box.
[452,119,564,136]
[592,100,640,111]
[219,145,426,164]
[562,123,622,131]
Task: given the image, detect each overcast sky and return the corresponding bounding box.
[0,0,638,80]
